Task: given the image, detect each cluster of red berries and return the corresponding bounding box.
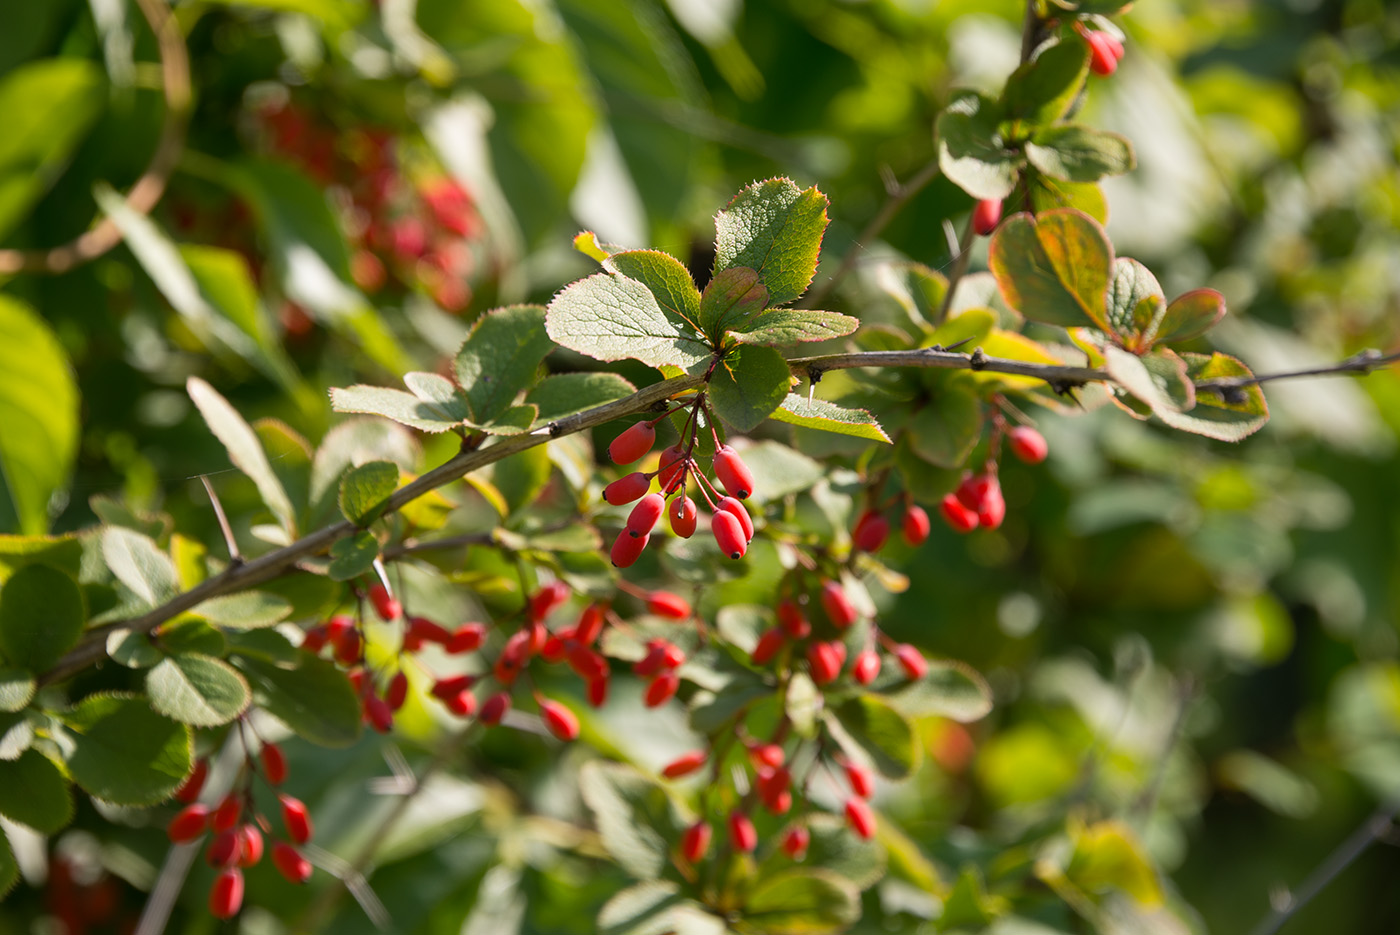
[1080,24,1126,77]
[851,501,932,552]
[166,744,315,919]
[604,415,757,567]
[254,98,483,320]
[938,425,1047,534]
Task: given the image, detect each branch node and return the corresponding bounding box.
[969,347,988,371]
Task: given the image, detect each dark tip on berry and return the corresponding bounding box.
[730,550,741,560]
[629,530,640,538]
[737,490,750,500]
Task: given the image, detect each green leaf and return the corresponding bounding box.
[156,618,226,658]
[1162,353,1269,442]
[737,441,826,501]
[339,461,400,526]
[205,0,362,31]
[402,372,473,424]
[107,629,162,669]
[479,403,539,436]
[1028,171,1108,225]
[329,384,468,433]
[225,628,301,668]
[742,869,861,934]
[713,178,829,307]
[0,296,80,536]
[771,395,890,442]
[989,208,1114,329]
[547,272,712,370]
[1104,346,1190,418]
[906,381,984,468]
[0,534,83,582]
[606,251,703,334]
[187,377,298,534]
[235,653,362,747]
[0,59,104,239]
[1025,125,1136,183]
[884,660,993,723]
[0,563,84,672]
[1063,820,1164,907]
[491,444,553,515]
[937,91,1021,200]
[709,345,792,432]
[579,761,682,880]
[598,881,727,935]
[1002,36,1090,127]
[328,530,380,581]
[0,749,72,834]
[1106,258,1166,351]
[526,372,637,422]
[1155,289,1226,346]
[453,305,554,424]
[941,866,1006,929]
[62,693,192,806]
[191,591,292,630]
[689,679,771,734]
[700,267,769,340]
[0,669,34,712]
[730,309,858,347]
[0,828,16,900]
[102,527,178,608]
[146,653,251,727]
[830,694,919,779]
[0,711,34,761]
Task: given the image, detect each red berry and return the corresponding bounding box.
[168,804,210,843]
[776,600,810,639]
[845,762,874,799]
[587,676,609,707]
[728,811,757,853]
[845,797,877,839]
[334,626,363,665]
[714,446,755,500]
[646,590,691,620]
[939,494,979,533]
[431,674,476,700]
[347,667,365,694]
[757,766,791,801]
[261,743,288,785]
[657,445,689,492]
[368,584,401,621]
[574,604,607,645]
[604,471,651,506]
[407,615,452,645]
[209,868,244,919]
[669,495,698,538]
[634,640,671,677]
[567,645,609,681]
[658,643,686,669]
[280,795,313,844]
[480,692,511,725]
[894,643,928,680]
[853,510,890,552]
[711,510,747,560]
[902,505,931,546]
[975,477,1005,530]
[627,493,665,537]
[364,693,394,732]
[782,826,810,860]
[1008,426,1048,464]
[325,614,353,642]
[807,641,846,685]
[751,627,786,665]
[447,622,486,654]
[972,198,1003,237]
[237,824,264,867]
[212,795,242,833]
[529,581,570,621]
[444,688,477,717]
[300,625,329,654]
[955,473,990,510]
[272,842,313,885]
[662,750,708,779]
[206,829,239,866]
[820,580,859,628]
[175,758,209,803]
[610,530,649,568]
[609,421,657,464]
[1101,31,1126,62]
[682,820,712,862]
[750,744,785,770]
[644,671,681,707]
[540,699,580,741]
[765,789,793,815]
[718,497,754,542]
[1087,30,1119,76]
[853,649,881,685]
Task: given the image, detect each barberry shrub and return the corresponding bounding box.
[0,0,1394,933]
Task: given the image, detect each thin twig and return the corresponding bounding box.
[0,0,191,275]
[199,475,242,563]
[934,216,977,325]
[1195,349,1399,393]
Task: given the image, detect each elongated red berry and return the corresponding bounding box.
[444,688,477,716]
[364,693,394,732]
[718,497,754,542]
[757,766,792,802]
[609,421,656,465]
[662,750,707,779]
[237,824,264,867]
[646,590,691,620]
[407,616,452,645]
[940,494,979,533]
[845,762,874,799]
[712,511,747,560]
[807,641,846,685]
[610,530,649,568]
[480,692,511,725]
[212,795,242,833]
[1101,31,1125,61]
[975,477,1005,530]
[657,445,688,492]
[659,642,686,669]
[567,645,609,681]
[575,604,606,645]
[206,830,238,866]
[972,198,1003,237]
[1008,426,1048,464]
[587,675,609,707]
[529,581,570,621]
[280,795,313,844]
[431,674,476,700]
[774,600,807,639]
[820,580,859,628]
[682,820,712,862]
[853,649,881,685]
[729,811,757,853]
[368,583,401,621]
[301,624,329,654]
[713,446,755,499]
[272,842,313,884]
[334,627,363,665]
[750,744,785,770]
[845,797,876,839]
[1086,30,1119,76]
[261,743,288,785]
[627,493,665,537]
[604,471,651,506]
[669,495,698,538]
[447,622,485,654]
[540,699,580,741]
[175,758,209,804]
[645,671,681,707]
[752,627,786,665]
[326,614,354,642]
[168,804,210,843]
[634,640,670,677]
[782,826,810,860]
[209,868,244,919]
[894,643,928,680]
[955,473,991,510]
[853,510,890,552]
[902,505,931,546]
